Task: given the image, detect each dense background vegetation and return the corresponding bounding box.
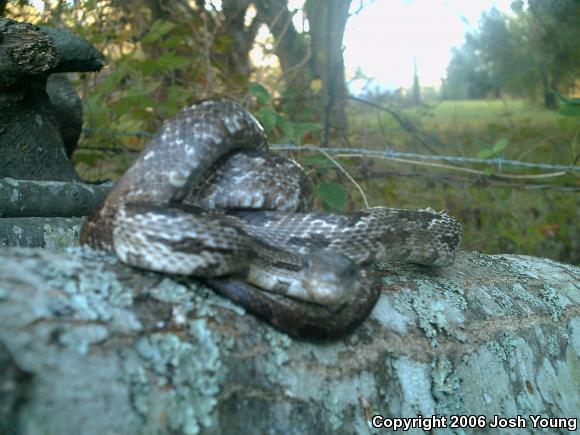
[2,0,578,264]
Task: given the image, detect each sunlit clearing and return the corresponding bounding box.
[344,0,515,92]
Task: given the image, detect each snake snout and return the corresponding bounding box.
[301,250,361,307]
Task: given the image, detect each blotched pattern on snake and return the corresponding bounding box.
[80,99,462,339]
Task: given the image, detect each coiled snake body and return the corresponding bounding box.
[81,99,462,339]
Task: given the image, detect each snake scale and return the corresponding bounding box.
[80,99,462,339]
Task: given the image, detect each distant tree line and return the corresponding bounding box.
[442,0,580,108]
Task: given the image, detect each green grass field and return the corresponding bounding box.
[411,99,576,164]
[330,99,579,264]
[418,99,562,129]
[348,98,577,163]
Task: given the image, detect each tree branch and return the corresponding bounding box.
[0,178,111,218]
[0,247,578,433]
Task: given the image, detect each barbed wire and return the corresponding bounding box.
[81,128,578,173]
[271,144,579,173]
[322,169,578,192]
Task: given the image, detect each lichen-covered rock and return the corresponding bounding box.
[0,247,578,434]
[0,178,112,248]
[0,216,82,249]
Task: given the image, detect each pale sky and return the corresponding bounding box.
[31,0,514,91]
[344,0,516,92]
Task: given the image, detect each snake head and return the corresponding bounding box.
[301,250,361,307]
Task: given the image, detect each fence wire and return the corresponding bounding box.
[271,144,579,173]
[80,128,579,173]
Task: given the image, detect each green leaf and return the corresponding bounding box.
[559,104,580,117]
[302,155,336,169]
[315,182,346,211]
[553,91,580,116]
[156,53,189,69]
[553,91,580,105]
[277,116,296,142]
[248,83,271,105]
[136,59,159,75]
[163,86,190,115]
[256,107,278,133]
[159,35,186,49]
[142,20,176,43]
[91,32,105,44]
[492,138,509,153]
[478,149,495,159]
[111,94,157,114]
[95,62,129,95]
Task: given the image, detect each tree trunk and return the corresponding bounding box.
[412,58,421,107]
[254,0,313,98]
[0,247,578,434]
[305,0,350,143]
[541,64,558,110]
[545,51,562,110]
[253,0,350,141]
[219,0,261,79]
